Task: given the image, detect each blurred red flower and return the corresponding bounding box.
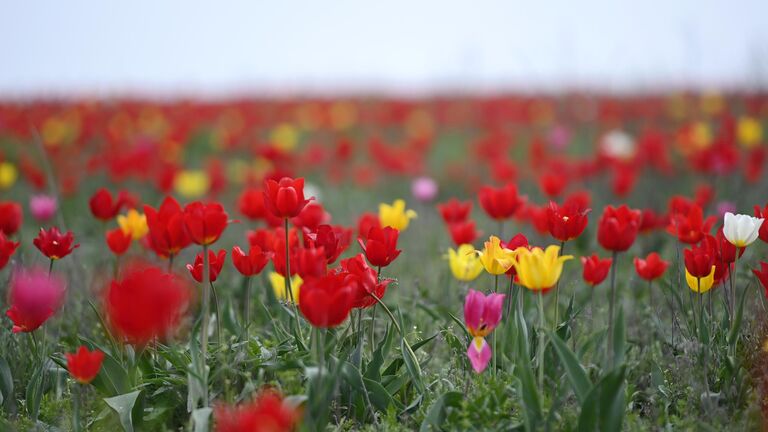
[478,183,524,221]
[666,204,715,244]
[755,203,768,243]
[0,201,22,236]
[106,228,132,256]
[6,267,66,333]
[298,273,355,328]
[214,390,298,432]
[754,262,768,298]
[633,252,669,281]
[357,212,381,241]
[293,246,328,279]
[144,197,192,257]
[291,202,329,232]
[66,346,104,384]
[237,187,267,221]
[89,188,127,221]
[545,200,590,243]
[183,202,229,246]
[436,198,472,224]
[447,220,480,246]
[0,232,19,270]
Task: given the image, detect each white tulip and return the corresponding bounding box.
[723,212,764,247]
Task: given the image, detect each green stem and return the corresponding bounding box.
[243,276,252,340]
[200,244,210,407]
[537,290,546,388]
[48,258,54,277]
[210,281,223,347]
[554,241,565,331]
[493,274,498,377]
[284,218,304,343]
[607,251,618,369]
[72,383,81,432]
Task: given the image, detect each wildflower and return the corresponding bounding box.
[183,202,229,246]
[447,244,484,282]
[476,236,515,275]
[634,252,669,281]
[33,226,79,260]
[269,272,302,303]
[581,254,612,286]
[6,267,66,333]
[379,199,417,231]
[722,212,763,248]
[66,346,104,384]
[597,205,641,252]
[117,209,149,240]
[511,245,573,292]
[464,289,505,373]
[298,273,355,328]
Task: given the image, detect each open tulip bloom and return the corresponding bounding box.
[464,289,505,373]
[723,212,764,248]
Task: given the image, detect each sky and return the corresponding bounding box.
[1,0,767,97]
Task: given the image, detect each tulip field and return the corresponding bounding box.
[1,94,768,431]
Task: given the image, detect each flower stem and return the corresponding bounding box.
[554,241,565,332]
[200,244,210,407]
[284,218,304,344]
[493,274,498,377]
[537,290,546,388]
[72,383,82,432]
[370,267,381,357]
[243,276,252,340]
[210,280,223,347]
[607,251,618,369]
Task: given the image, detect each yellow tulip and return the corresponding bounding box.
[173,170,210,199]
[117,209,149,240]
[269,272,303,304]
[270,123,299,152]
[447,244,484,281]
[476,236,516,275]
[685,267,715,294]
[511,245,573,291]
[0,162,18,190]
[379,199,417,231]
[737,117,762,149]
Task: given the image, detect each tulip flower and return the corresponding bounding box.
[463,289,505,373]
[29,195,57,222]
[722,212,764,248]
[33,226,79,261]
[447,220,480,246]
[379,199,417,231]
[0,201,22,236]
[546,200,590,243]
[685,267,715,293]
[754,204,768,243]
[183,202,229,246]
[105,263,191,345]
[340,254,393,309]
[437,198,472,224]
[237,187,267,220]
[597,205,641,252]
[0,232,19,270]
[144,197,192,260]
[105,228,132,256]
[447,244,485,282]
[187,249,227,283]
[477,236,516,275]
[634,252,669,281]
[269,272,303,304]
[666,204,715,244]
[502,233,529,279]
[581,254,612,286]
[298,273,355,328]
[65,346,104,384]
[357,212,382,240]
[291,202,330,232]
[214,391,298,432]
[0,161,17,189]
[117,209,149,240]
[411,176,438,202]
[293,246,328,279]
[684,243,716,278]
[753,262,768,298]
[304,224,349,264]
[511,245,573,292]
[264,177,312,219]
[89,188,125,221]
[6,267,66,333]
[478,183,524,221]
[358,226,402,267]
[232,245,272,277]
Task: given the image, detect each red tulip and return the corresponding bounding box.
[633,252,669,281]
[183,202,229,246]
[237,187,267,221]
[436,198,472,224]
[0,232,20,270]
[187,249,227,283]
[293,246,327,279]
[304,224,349,264]
[339,253,393,309]
[263,177,312,219]
[0,201,22,236]
[106,228,132,256]
[247,228,278,252]
[89,188,125,221]
[447,220,480,246]
[66,346,104,384]
[684,242,715,278]
[358,226,401,267]
[539,172,567,197]
[502,233,529,278]
[357,212,381,240]
[214,390,298,432]
[639,208,665,233]
[291,202,329,231]
[545,200,590,243]
[581,254,612,286]
[33,226,79,260]
[478,183,524,220]
[232,245,272,277]
[701,234,731,283]
[144,197,192,257]
[298,273,355,328]
[666,204,715,244]
[753,262,768,298]
[6,267,66,333]
[597,205,641,252]
[755,204,768,243]
[105,263,191,345]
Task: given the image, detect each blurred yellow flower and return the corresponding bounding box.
[0,162,18,190]
[685,267,715,294]
[173,170,210,199]
[691,122,712,150]
[270,123,299,152]
[476,236,515,275]
[379,199,417,231]
[511,245,573,291]
[117,209,148,240]
[737,117,762,149]
[447,244,484,281]
[269,272,303,304]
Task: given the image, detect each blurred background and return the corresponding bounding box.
[2,0,767,96]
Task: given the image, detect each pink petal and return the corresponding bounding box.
[467,337,492,373]
[463,289,484,330]
[483,293,506,329]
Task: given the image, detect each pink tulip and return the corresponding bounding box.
[411,176,438,203]
[5,267,66,333]
[463,289,505,373]
[30,195,57,222]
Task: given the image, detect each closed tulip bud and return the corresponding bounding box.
[106,228,132,256]
[232,245,272,277]
[463,289,505,373]
[264,177,312,219]
[358,226,401,268]
[597,205,641,252]
[183,202,229,246]
[298,273,355,328]
[478,183,524,221]
[379,199,417,231]
[446,244,484,281]
[0,201,23,236]
[66,346,104,384]
[186,249,227,283]
[581,254,612,286]
[633,252,669,281]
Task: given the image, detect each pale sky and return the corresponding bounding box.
[1,0,767,96]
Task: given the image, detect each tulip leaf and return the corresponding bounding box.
[25,363,44,420]
[365,322,394,382]
[0,356,12,411]
[728,281,750,347]
[191,407,212,432]
[419,391,463,432]
[612,306,626,367]
[401,338,425,393]
[104,390,141,432]
[515,311,542,430]
[548,331,592,403]
[577,365,626,432]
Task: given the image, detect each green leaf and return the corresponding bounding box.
[577,366,626,432]
[419,391,463,432]
[0,356,12,410]
[365,322,394,382]
[728,281,749,347]
[514,311,541,430]
[25,365,43,420]
[548,331,592,403]
[104,390,141,432]
[401,338,425,393]
[191,407,212,432]
[612,306,626,366]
